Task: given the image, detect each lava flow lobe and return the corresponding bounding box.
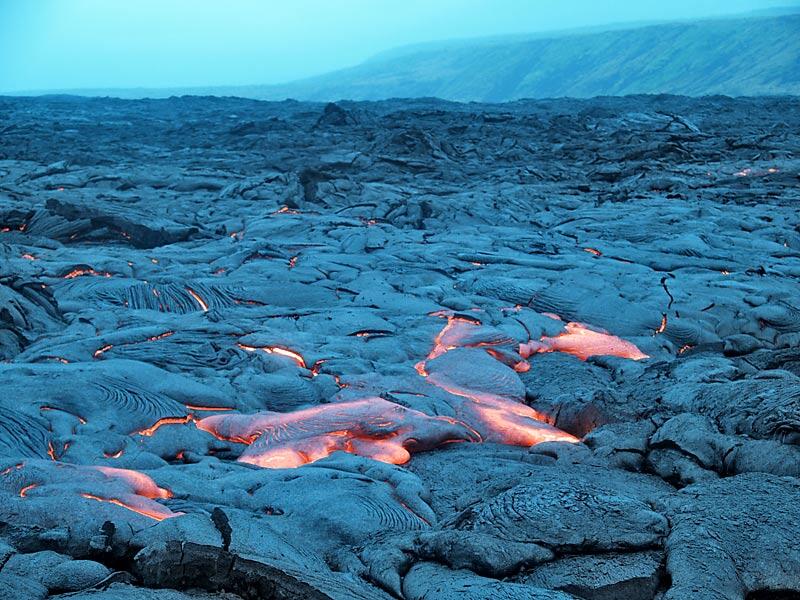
[521,321,649,361]
[197,397,479,468]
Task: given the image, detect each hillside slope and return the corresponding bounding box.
[9,12,799,101]
[254,13,800,101]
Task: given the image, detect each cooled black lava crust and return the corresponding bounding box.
[1,94,799,600]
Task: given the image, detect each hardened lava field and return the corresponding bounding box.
[1,94,800,599]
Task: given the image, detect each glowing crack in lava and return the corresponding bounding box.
[19,483,37,497]
[80,493,177,522]
[520,321,649,361]
[185,287,209,312]
[136,415,195,436]
[237,343,307,368]
[197,398,478,468]
[63,268,113,279]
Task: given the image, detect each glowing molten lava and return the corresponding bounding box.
[192,311,647,469]
[82,466,181,521]
[19,483,37,498]
[521,322,648,361]
[185,287,209,312]
[80,493,177,522]
[469,399,577,446]
[273,206,300,215]
[237,343,307,368]
[415,311,514,375]
[654,314,668,335]
[63,268,112,279]
[424,373,577,446]
[93,344,113,359]
[136,415,194,436]
[94,466,172,499]
[196,398,477,468]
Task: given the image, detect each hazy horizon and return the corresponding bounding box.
[2,0,799,94]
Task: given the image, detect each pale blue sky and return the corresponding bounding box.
[1,0,797,92]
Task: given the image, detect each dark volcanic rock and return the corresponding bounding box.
[450,476,668,552]
[0,94,799,598]
[664,474,800,600]
[520,551,664,600]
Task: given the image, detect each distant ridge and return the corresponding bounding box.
[7,10,800,101]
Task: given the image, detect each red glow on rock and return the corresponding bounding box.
[64,268,113,279]
[147,331,175,342]
[94,466,173,499]
[185,287,209,312]
[417,311,526,374]
[42,356,70,364]
[40,405,87,424]
[469,399,577,446]
[428,316,479,361]
[310,359,326,375]
[1,464,24,476]
[422,373,577,447]
[19,483,38,498]
[184,404,233,412]
[79,493,179,522]
[654,314,667,335]
[237,343,307,368]
[21,253,37,260]
[93,344,113,359]
[190,311,645,469]
[267,347,306,368]
[136,415,194,436]
[583,247,602,256]
[541,312,562,321]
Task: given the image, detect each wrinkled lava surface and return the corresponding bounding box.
[1,94,800,599]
